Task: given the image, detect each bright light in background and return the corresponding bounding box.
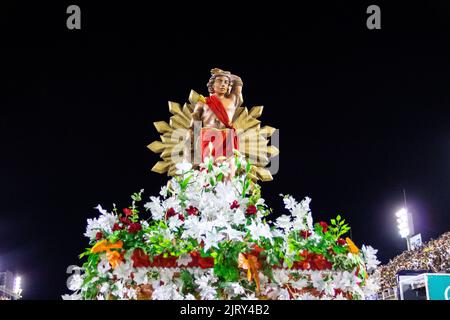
[13,276,22,295]
[396,208,410,238]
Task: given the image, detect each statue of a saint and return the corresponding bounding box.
[187,68,243,164]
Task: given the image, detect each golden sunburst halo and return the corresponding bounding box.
[148,90,279,181]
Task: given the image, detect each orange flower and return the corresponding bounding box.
[91,240,123,254]
[91,240,124,269]
[238,252,261,294]
[345,237,359,254]
[106,250,122,269]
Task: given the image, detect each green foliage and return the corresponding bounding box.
[213,242,245,282]
[328,215,351,240]
[180,270,197,295]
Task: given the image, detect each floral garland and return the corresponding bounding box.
[63,155,380,300]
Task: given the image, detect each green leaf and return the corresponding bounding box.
[336,215,341,221]
[331,219,336,226]
[217,173,223,182]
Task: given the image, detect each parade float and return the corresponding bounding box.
[63,69,380,300]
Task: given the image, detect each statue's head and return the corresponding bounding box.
[207,69,232,95]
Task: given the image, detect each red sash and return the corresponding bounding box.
[205,95,232,129]
[201,95,238,160]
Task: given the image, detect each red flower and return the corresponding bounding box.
[302,261,311,270]
[189,251,200,267]
[131,248,151,268]
[122,208,133,216]
[112,223,122,232]
[186,206,199,216]
[128,222,142,234]
[198,257,214,269]
[165,207,177,220]
[178,214,185,222]
[120,217,132,225]
[334,288,343,296]
[95,232,103,240]
[318,221,328,233]
[310,253,332,270]
[250,244,264,257]
[230,200,240,210]
[246,205,257,216]
[337,238,346,246]
[300,230,312,239]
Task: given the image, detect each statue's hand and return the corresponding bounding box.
[211,68,229,75]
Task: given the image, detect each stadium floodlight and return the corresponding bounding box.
[13,276,22,296]
[395,207,415,250]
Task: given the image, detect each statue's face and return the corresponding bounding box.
[213,75,230,95]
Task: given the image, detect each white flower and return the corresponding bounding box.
[134,268,149,285]
[278,288,291,300]
[214,182,236,206]
[231,208,247,225]
[310,272,326,291]
[221,226,245,241]
[99,282,110,294]
[144,196,165,220]
[363,276,380,296]
[361,245,381,273]
[168,215,184,230]
[241,293,258,300]
[176,162,192,175]
[196,274,218,300]
[247,220,273,244]
[177,253,193,267]
[113,261,133,280]
[306,212,314,230]
[335,271,358,290]
[290,278,308,290]
[228,283,246,297]
[152,283,183,300]
[62,292,82,300]
[94,204,109,215]
[67,274,83,291]
[202,229,225,252]
[97,257,111,274]
[282,195,298,211]
[184,293,197,300]
[272,270,290,284]
[125,288,138,300]
[296,293,319,300]
[181,215,202,240]
[160,185,169,197]
[84,211,117,239]
[275,215,293,232]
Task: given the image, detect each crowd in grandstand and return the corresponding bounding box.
[377,232,450,290]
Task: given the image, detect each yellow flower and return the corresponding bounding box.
[346,237,359,254]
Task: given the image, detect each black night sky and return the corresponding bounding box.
[1,2,449,299]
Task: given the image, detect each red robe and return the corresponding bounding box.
[201,95,239,161]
